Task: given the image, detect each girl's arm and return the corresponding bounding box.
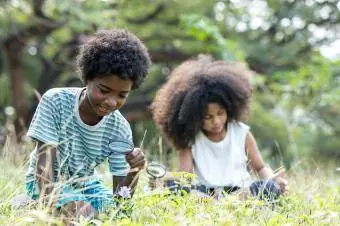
[179,148,194,173]
[245,131,289,193]
[35,141,56,201]
[245,131,274,179]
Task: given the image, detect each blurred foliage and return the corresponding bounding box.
[0,0,339,166]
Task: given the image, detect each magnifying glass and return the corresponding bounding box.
[146,162,167,179]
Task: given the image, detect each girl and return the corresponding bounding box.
[25,28,151,219]
[151,55,288,200]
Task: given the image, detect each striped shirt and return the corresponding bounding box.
[25,87,133,184]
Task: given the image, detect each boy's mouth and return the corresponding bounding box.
[97,105,111,115]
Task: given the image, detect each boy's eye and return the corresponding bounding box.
[119,94,128,98]
[99,88,110,94]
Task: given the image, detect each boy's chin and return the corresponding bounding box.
[96,109,115,117]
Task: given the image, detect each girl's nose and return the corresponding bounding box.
[212,117,220,125]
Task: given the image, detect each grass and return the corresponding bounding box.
[0,141,339,225]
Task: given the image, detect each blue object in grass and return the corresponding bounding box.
[165,179,282,201]
[25,179,115,211]
[249,179,282,201]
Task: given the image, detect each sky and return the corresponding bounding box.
[320,40,340,60]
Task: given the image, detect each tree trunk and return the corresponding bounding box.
[4,41,28,139]
[3,0,63,139]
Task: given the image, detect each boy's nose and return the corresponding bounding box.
[105,97,118,108]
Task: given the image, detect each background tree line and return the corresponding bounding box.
[0,0,339,166]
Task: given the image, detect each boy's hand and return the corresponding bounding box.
[126,148,146,173]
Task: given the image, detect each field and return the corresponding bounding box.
[0,141,339,226]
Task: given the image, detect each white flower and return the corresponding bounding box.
[118,186,131,198]
[143,185,151,194]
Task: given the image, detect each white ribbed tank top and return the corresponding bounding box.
[192,121,253,188]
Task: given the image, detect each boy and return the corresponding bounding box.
[25,28,151,219]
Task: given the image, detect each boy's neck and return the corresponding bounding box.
[78,89,103,126]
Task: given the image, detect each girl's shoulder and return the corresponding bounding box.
[228,121,250,131]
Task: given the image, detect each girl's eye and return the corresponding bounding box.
[119,94,128,98]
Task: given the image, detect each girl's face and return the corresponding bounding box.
[202,103,227,135]
[85,75,133,117]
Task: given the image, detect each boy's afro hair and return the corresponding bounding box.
[77,28,151,89]
[151,54,253,150]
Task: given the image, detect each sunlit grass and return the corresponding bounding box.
[0,140,339,225]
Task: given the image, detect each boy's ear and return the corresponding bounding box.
[83,78,88,85]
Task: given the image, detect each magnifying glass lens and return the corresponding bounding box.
[146,163,166,178]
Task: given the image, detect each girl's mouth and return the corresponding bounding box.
[212,126,223,132]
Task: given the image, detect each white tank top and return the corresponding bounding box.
[192,121,252,188]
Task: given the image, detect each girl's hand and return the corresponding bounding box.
[126,148,146,173]
[272,166,289,195]
[274,177,289,195]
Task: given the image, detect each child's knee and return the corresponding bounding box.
[77,202,96,218]
[72,201,92,211]
[59,201,96,224]
[63,201,96,217]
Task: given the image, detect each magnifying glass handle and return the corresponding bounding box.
[129,167,140,173]
[126,149,142,173]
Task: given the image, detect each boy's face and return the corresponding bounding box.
[202,103,227,135]
[85,75,133,117]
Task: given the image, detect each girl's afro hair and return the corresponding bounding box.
[151,54,253,150]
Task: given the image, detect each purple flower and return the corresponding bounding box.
[118,186,131,198]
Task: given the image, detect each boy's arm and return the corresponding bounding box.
[112,172,139,197]
[35,141,57,201]
[112,148,145,198]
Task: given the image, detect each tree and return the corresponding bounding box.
[215,0,340,74]
[0,0,339,161]
[3,0,63,137]
[0,0,229,137]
